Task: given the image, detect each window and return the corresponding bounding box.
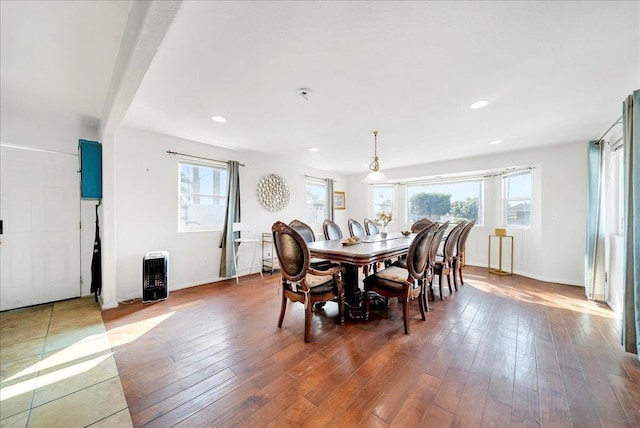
[407,179,483,223]
[179,160,228,231]
[372,185,393,218]
[306,178,326,225]
[503,171,531,227]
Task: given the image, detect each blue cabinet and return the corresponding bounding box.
[79,139,102,199]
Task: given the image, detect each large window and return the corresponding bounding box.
[503,171,531,227]
[407,179,483,223]
[306,178,326,225]
[372,185,393,218]
[179,160,228,231]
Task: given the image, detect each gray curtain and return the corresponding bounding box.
[325,178,334,222]
[219,161,241,278]
[585,140,606,301]
[623,90,640,357]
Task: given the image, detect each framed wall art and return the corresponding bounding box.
[334,191,346,210]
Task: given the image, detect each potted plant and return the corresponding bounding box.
[376,211,392,238]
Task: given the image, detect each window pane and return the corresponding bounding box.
[505,173,531,198]
[372,185,393,217]
[506,200,530,226]
[306,180,326,225]
[407,180,483,223]
[503,171,531,227]
[179,162,228,230]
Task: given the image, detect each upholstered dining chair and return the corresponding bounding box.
[364,218,380,235]
[272,221,345,342]
[432,221,467,299]
[323,219,343,240]
[348,217,377,275]
[289,219,316,243]
[423,221,449,303]
[453,219,476,288]
[289,219,337,271]
[348,218,366,238]
[362,224,436,334]
[410,218,433,233]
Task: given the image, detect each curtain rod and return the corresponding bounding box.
[304,174,335,182]
[598,115,623,142]
[166,150,245,166]
[391,166,535,185]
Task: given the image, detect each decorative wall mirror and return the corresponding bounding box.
[257,173,290,212]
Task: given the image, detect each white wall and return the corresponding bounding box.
[0,107,101,297]
[112,127,348,301]
[0,107,591,302]
[347,142,587,286]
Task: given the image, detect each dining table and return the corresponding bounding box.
[307,232,414,319]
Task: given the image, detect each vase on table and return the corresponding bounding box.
[380,226,388,239]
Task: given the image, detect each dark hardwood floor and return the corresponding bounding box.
[102,266,640,427]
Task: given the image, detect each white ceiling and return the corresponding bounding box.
[0,0,130,120]
[2,1,639,175]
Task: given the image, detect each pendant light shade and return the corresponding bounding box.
[363,131,388,183]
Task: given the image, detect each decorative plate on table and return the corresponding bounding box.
[342,237,361,246]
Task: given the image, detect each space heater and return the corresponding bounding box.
[142,251,169,303]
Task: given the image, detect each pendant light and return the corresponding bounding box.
[363,130,388,183]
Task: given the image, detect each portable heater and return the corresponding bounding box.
[142,251,169,303]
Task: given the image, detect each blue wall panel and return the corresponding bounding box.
[79,139,102,199]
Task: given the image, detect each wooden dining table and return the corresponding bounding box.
[307,233,414,319]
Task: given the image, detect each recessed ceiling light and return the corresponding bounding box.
[469,100,489,109]
[489,140,503,145]
[309,147,319,152]
[211,116,226,123]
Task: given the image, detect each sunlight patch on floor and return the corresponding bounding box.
[1,353,112,401]
[467,277,618,319]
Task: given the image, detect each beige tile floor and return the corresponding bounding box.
[0,297,132,428]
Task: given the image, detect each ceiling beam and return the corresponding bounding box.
[100,0,181,138]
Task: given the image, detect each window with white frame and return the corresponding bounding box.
[306,177,326,225]
[406,179,483,223]
[372,185,393,218]
[503,171,531,227]
[178,160,228,231]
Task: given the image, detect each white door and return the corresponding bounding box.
[0,145,81,311]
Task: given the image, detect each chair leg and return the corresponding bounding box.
[363,289,370,321]
[421,279,429,312]
[418,291,426,320]
[278,287,287,328]
[452,259,460,290]
[446,269,453,293]
[233,244,240,284]
[438,274,444,300]
[403,298,410,334]
[304,300,313,342]
[250,241,264,279]
[337,293,345,325]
